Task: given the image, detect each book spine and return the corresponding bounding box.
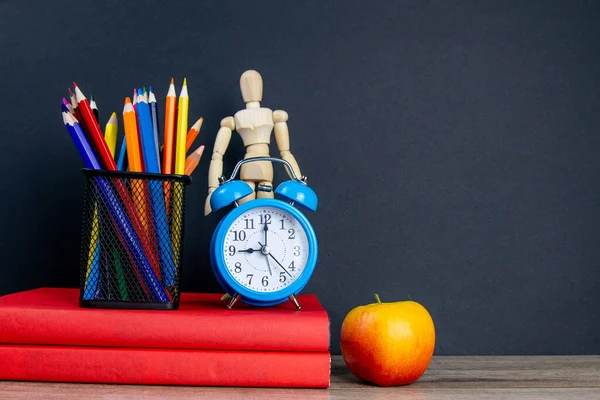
[0,345,330,388]
[0,308,329,352]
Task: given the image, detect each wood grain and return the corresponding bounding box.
[1,355,599,400]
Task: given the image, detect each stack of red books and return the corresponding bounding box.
[0,288,330,387]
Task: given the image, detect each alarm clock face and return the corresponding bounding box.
[222,206,310,293]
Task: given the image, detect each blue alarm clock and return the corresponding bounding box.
[210,157,318,309]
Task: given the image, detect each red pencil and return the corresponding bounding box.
[69,88,86,130]
[74,83,117,170]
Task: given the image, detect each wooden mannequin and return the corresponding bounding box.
[205,70,303,215]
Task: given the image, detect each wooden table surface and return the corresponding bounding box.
[1,355,599,399]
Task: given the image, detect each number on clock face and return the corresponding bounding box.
[222,206,309,292]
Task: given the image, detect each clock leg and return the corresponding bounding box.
[226,293,241,309]
[288,294,302,310]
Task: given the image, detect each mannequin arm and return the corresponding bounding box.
[273,110,302,180]
[205,116,234,215]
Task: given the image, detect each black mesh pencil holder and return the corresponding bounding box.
[78,169,191,310]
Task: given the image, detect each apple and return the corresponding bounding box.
[340,294,435,386]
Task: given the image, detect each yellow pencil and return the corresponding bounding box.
[104,112,118,157]
[84,205,99,296]
[174,78,189,174]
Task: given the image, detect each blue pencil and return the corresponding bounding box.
[62,112,169,302]
[62,111,102,299]
[116,136,127,171]
[63,112,102,170]
[136,88,160,173]
[135,91,177,285]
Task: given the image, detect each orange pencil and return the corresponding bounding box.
[122,97,144,172]
[185,117,203,152]
[162,78,177,174]
[184,145,205,176]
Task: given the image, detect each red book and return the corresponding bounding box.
[0,344,330,388]
[0,288,329,352]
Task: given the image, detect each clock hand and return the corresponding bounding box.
[263,220,268,247]
[269,253,292,278]
[258,241,292,278]
[265,253,273,276]
[256,241,273,275]
[238,248,260,253]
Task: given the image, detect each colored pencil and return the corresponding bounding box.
[62,98,74,114]
[90,95,99,122]
[62,111,101,300]
[68,88,77,110]
[162,78,177,174]
[104,112,118,157]
[136,89,160,173]
[136,89,176,284]
[102,111,125,298]
[116,136,127,171]
[174,78,189,174]
[122,98,144,172]
[113,248,129,300]
[69,88,87,135]
[62,111,168,302]
[186,117,203,152]
[73,83,117,170]
[148,86,161,172]
[62,112,102,170]
[159,116,201,154]
[68,88,80,120]
[84,205,101,300]
[132,89,138,112]
[122,96,153,267]
[185,145,205,176]
[125,96,161,278]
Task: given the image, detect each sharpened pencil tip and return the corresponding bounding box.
[138,88,143,96]
[183,77,187,86]
[149,85,153,93]
[125,97,131,104]
[191,117,203,131]
[73,82,77,88]
[68,88,74,97]
[170,77,174,85]
[62,98,69,106]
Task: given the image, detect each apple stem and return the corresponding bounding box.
[374,293,382,304]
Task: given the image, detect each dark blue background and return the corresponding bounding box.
[1,0,599,355]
